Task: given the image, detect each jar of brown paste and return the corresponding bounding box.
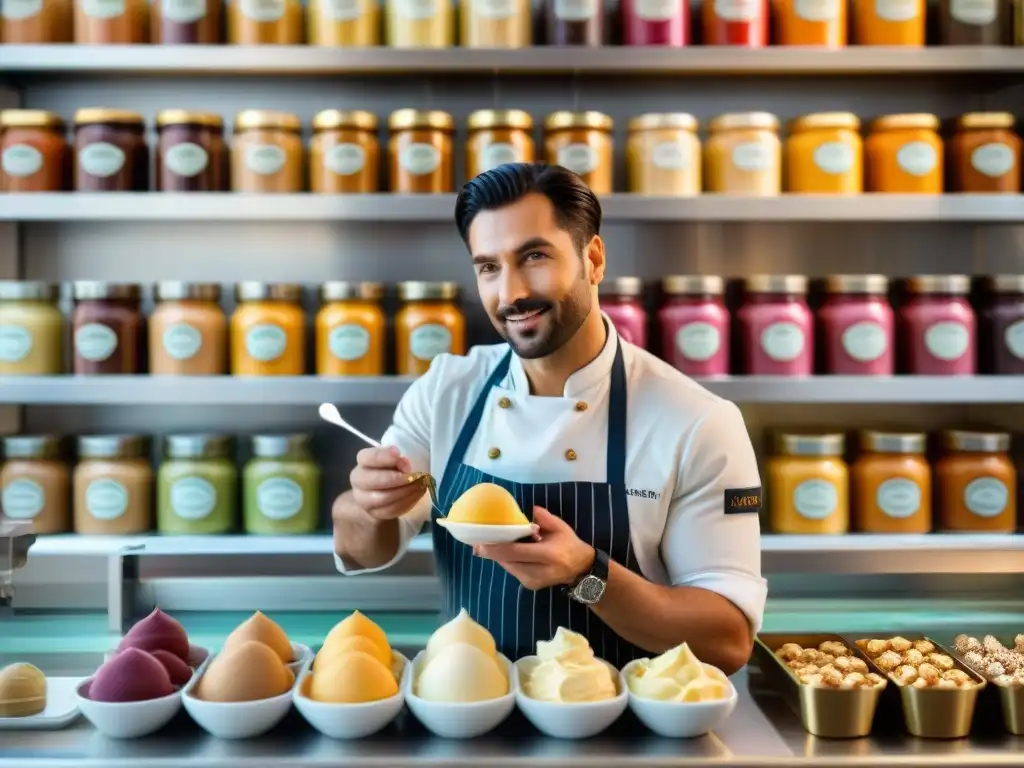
[940,0,1010,44]
[151,0,222,44]
[149,281,227,375]
[73,0,147,42]
[387,108,454,193]
[1,110,69,193]
[309,109,379,194]
[73,435,153,535]
[227,0,303,42]
[71,281,144,375]
[466,109,534,179]
[948,112,1021,193]
[73,109,148,192]
[156,109,227,192]
[1,435,71,535]
[231,109,304,193]
[2,0,72,43]
[544,110,614,194]
[544,0,603,44]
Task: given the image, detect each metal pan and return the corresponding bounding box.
[944,634,1024,736]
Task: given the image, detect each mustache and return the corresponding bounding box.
[497,299,553,321]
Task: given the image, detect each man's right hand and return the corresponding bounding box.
[348,445,426,521]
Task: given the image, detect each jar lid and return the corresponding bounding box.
[388,109,455,132]
[983,274,1024,294]
[252,433,312,459]
[155,110,223,129]
[942,430,1011,453]
[398,281,459,302]
[905,275,970,295]
[1,435,65,461]
[859,431,927,454]
[598,277,643,297]
[544,111,614,132]
[77,434,149,460]
[0,281,60,302]
[467,109,533,131]
[155,281,222,302]
[956,112,1015,131]
[825,274,889,295]
[662,275,724,296]
[73,108,145,127]
[869,113,940,132]
[235,282,304,303]
[708,112,779,133]
[234,110,302,132]
[72,281,143,301]
[312,109,378,132]
[627,113,698,133]
[746,274,807,295]
[789,112,860,133]
[0,109,64,129]
[164,434,233,460]
[320,281,385,302]
[776,432,845,457]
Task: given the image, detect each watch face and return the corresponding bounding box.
[575,575,606,604]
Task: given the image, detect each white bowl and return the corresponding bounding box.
[514,656,628,739]
[293,653,407,739]
[433,520,533,546]
[404,651,516,739]
[620,659,739,738]
[288,642,312,675]
[75,678,182,739]
[181,656,297,739]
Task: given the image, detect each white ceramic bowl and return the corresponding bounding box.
[620,660,739,738]
[293,653,407,739]
[404,651,516,739]
[514,656,628,739]
[288,642,312,676]
[433,520,533,546]
[75,678,182,739]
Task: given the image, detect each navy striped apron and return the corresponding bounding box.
[432,340,648,666]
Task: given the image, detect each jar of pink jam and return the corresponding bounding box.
[658,275,729,377]
[818,274,894,376]
[622,0,689,46]
[738,274,813,376]
[599,277,647,348]
[899,275,976,376]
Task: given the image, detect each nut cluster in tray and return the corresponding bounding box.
[855,637,978,689]
[954,634,1024,687]
[775,641,886,690]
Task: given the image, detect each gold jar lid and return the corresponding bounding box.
[746,274,807,295]
[662,275,724,296]
[252,434,312,460]
[155,281,222,302]
[983,274,1024,294]
[78,434,150,460]
[789,112,860,134]
[155,110,223,129]
[825,274,889,295]
[544,111,614,133]
[312,109,378,132]
[0,109,64,129]
[859,431,927,454]
[0,281,60,302]
[869,113,940,132]
[776,432,846,457]
[388,109,455,133]
[398,281,459,302]
[627,113,698,133]
[905,275,970,295]
[164,434,233,460]
[235,282,304,303]
[1,435,65,461]
[708,112,779,133]
[942,430,1011,453]
[955,112,1015,131]
[234,110,302,133]
[598,277,643,297]
[467,109,533,132]
[73,108,145,127]
[72,281,142,301]
[321,281,384,302]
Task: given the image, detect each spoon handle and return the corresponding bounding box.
[318,403,382,448]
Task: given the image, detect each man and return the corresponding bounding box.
[333,163,766,674]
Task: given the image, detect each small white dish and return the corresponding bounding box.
[620,660,739,738]
[293,653,407,739]
[404,651,516,739]
[75,678,182,739]
[0,677,82,730]
[288,642,312,675]
[181,656,297,739]
[514,656,628,739]
[434,520,533,546]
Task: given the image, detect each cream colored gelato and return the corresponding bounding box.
[626,642,730,702]
[522,627,618,703]
[415,610,508,703]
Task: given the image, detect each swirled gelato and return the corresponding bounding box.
[521,627,618,703]
[627,642,730,702]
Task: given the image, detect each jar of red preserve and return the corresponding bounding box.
[599,277,647,348]
[657,275,729,377]
[702,0,768,45]
[899,274,976,376]
[622,0,689,45]
[818,274,894,376]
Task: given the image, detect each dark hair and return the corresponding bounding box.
[454,162,602,253]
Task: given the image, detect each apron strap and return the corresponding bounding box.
[605,339,628,488]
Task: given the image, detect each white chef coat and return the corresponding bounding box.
[335,320,768,632]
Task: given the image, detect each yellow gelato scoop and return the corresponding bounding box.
[626,643,730,702]
[308,651,399,704]
[523,627,618,703]
[318,611,391,667]
[444,483,529,526]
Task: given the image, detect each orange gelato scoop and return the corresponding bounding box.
[195,641,294,702]
[315,635,390,670]
[446,483,529,525]
[307,651,399,704]
[223,611,293,665]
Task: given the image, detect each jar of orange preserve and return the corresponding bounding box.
[230,282,306,376]
[865,113,942,194]
[395,281,465,376]
[851,431,931,534]
[773,0,847,46]
[785,112,862,194]
[315,281,385,376]
[948,112,1021,194]
[768,432,849,534]
[852,0,924,44]
[936,430,1017,533]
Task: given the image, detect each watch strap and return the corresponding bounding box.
[569,549,609,591]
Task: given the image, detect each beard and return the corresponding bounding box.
[493,278,592,360]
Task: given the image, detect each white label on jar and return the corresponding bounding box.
[162,323,203,361]
[964,477,1008,518]
[241,0,283,20]
[163,0,207,22]
[396,0,437,19]
[813,141,854,175]
[841,321,887,362]
[85,479,128,521]
[970,143,1014,178]
[557,143,598,175]
[2,0,44,20]
[82,0,124,17]
[0,325,33,363]
[635,0,677,20]
[245,324,287,362]
[245,144,286,176]
[323,0,361,18]
[79,142,125,179]
[257,477,304,520]
[170,477,217,520]
[874,0,917,21]
[400,143,441,176]
[675,322,721,362]
[479,142,520,173]
[795,0,838,20]
[1,479,44,520]
[793,479,838,520]
[164,142,209,178]
[760,322,805,362]
[714,0,757,20]
[731,142,772,173]
[75,323,118,363]
[924,321,969,362]
[1006,319,1024,360]
[324,143,366,176]
[329,323,371,361]
[652,141,690,171]
[896,141,937,177]
[951,0,996,24]
[410,323,452,361]
[554,0,596,20]
[2,145,43,178]
[473,0,515,18]
[876,478,921,519]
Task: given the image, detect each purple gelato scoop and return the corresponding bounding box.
[150,649,193,686]
[89,648,175,702]
[117,607,190,662]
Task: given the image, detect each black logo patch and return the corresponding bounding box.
[725,486,762,515]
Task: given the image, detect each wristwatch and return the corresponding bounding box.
[566,549,609,605]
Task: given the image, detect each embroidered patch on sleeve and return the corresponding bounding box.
[724,486,762,515]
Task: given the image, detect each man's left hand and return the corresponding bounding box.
[474,506,595,591]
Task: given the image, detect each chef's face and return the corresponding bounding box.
[468,193,603,359]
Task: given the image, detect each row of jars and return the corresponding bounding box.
[0,280,465,377]
[0,433,323,536]
[2,0,1019,47]
[767,429,1021,535]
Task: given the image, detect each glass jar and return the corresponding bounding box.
[852,0,924,43]
[948,112,1021,194]
[598,277,647,348]
[702,0,768,44]
[155,110,227,192]
[73,108,148,192]
[851,431,931,534]
[228,0,302,42]
[387,109,455,193]
[0,281,63,376]
[74,0,146,42]
[817,274,894,375]
[309,109,380,194]
[622,0,688,45]
[385,0,454,46]
[785,111,862,194]
[71,281,144,375]
[738,274,813,376]
[466,109,535,179]
[1,435,70,535]
[899,275,975,375]
[865,113,942,193]
[936,430,1016,533]
[545,0,604,43]
[773,0,846,44]
[151,0,221,42]
[157,434,238,535]
[307,0,380,44]
[73,435,153,536]
[1,110,69,193]
[941,0,1009,43]
[395,281,465,376]
[462,0,530,46]
[658,275,729,377]
[768,432,849,535]
[979,274,1024,375]
[1,0,72,42]
[544,110,614,194]
[230,282,306,376]
[626,112,701,196]
[231,110,304,193]
[243,434,321,535]
[149,281,228,376]
[315,281,386,376]
[705,111,780,195]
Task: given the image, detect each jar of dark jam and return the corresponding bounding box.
[73,108,148,192]
[151,0,223,42]
[155,110,227,192]
[545,0,604,44]
[940,0,1010,44]
[980,274,1024,375]
[71,282,145,375]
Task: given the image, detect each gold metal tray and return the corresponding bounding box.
[944,634,1024,736]
[754,633,887,739]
